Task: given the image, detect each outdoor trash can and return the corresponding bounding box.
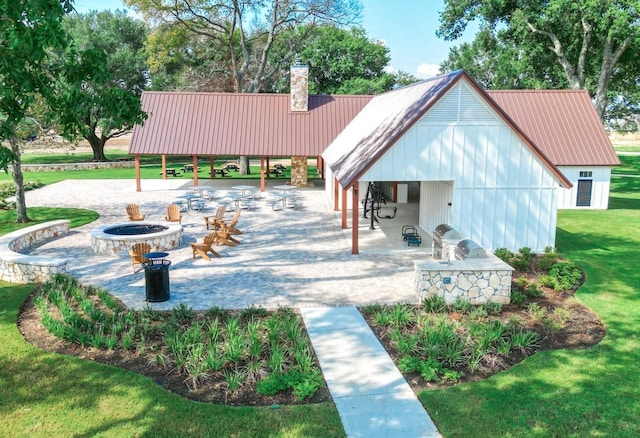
[142,259,171,302]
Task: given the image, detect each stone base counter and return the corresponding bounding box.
[415,257,513,305]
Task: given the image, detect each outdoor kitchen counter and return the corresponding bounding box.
[415,256,514,272]
[414,255,514,305]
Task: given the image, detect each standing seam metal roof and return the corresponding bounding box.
[322,70,572,189]
[129,92,372,157]
[487,90,620,166]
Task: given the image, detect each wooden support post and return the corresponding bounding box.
[210,156,214,179]
[260,157,265,192]
[192,155,199,186]
[334,177,339,211]
[351,183,359,255]
[135,155,141,192]
[341,187,348,229]
[161,154,167,180]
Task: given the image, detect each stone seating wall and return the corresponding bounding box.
[22,160,134,172]
[0,220,70,283]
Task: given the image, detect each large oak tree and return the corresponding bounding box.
[438,0,640,120]
[52,10,148,162]
[125,0,361,173]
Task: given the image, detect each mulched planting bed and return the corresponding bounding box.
[18,255,605,405]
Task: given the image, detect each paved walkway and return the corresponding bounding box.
[23,179,440,437]
[301,307,439,438]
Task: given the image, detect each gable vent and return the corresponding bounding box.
[424,83,498,124]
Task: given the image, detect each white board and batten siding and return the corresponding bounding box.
[557,166,612,209]
[360,81,562,252]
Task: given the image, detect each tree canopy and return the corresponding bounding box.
[0,0,72,222]
[267,25,397,95]
[50,10,148,161]
[438,0,640,122]
[126,0,362,93]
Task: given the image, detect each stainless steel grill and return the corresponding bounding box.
[455,239,487,259]
[432,224,461,259]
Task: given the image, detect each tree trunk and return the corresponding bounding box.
[239,156,251,175]
[8,136,30,223]
[87,132,107,161]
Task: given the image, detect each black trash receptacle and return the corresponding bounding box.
[143,259,171,302]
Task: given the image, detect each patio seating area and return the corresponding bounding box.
[22,178,425,311]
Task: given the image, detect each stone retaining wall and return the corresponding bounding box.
[0,220,70,283]
[22,160,134,172]
[415,257,513,305]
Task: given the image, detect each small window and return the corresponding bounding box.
[579,171,593,178]
[576,180,593,207]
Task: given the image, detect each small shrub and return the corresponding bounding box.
[422,295,448,313]
[510,247,536,272]
[171,303,196,326]
[256,369,323,400]
[484,302,503,315]
[510,290,526,307]
[240,305,268,319]
[204,306,229,320]
[537,248,559,272]
[494,248,514,264]
[510,331,541,353]
[452,297,473,314]
[389,303,414,327]
[549,261,583,291]
[537,274,556,289]
[372,307,392,326]
[514,276,531,291]
[525,283,544,298]
[468,306,488,320]
[525,303,546,320]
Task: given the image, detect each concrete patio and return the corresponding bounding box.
[24,178,432,311]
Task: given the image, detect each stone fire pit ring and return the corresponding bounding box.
[90,222,183,256]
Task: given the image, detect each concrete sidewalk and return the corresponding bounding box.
[301,307,440,438]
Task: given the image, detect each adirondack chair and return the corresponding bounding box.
[165,204,182,223]
[126,204,145,221]
[190,232,221,260]
[129,242,151,273]
[204,206,226,230]
[224,210,242,244]
[214,223,237,247]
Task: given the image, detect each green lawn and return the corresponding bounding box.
[0,204,343,437]
[419,175,640,436]
[0,284,344,438]
[1,159,639,436]
[0,163,315,185]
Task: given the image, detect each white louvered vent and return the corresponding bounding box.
[423,82,498,124]
[459,83,497,122]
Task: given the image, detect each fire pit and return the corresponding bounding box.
[104,224,168,236]
[90,222,183,256]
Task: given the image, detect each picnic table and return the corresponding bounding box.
[159,169,181,177]
[209,168,228,177]
[225,163,240,171]
[182,164,201,172]
[264,167,283,177]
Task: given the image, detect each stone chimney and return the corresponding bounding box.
[290,58,309,112]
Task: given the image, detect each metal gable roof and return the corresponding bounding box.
[322,70,572,189]
[322,70,464,188]
[487,90,620,167]
[129,92,372,157]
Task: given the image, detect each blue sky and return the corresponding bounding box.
[72,0,474,78]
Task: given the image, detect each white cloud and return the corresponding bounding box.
[416,63,441,78]
[383,65,397,74]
